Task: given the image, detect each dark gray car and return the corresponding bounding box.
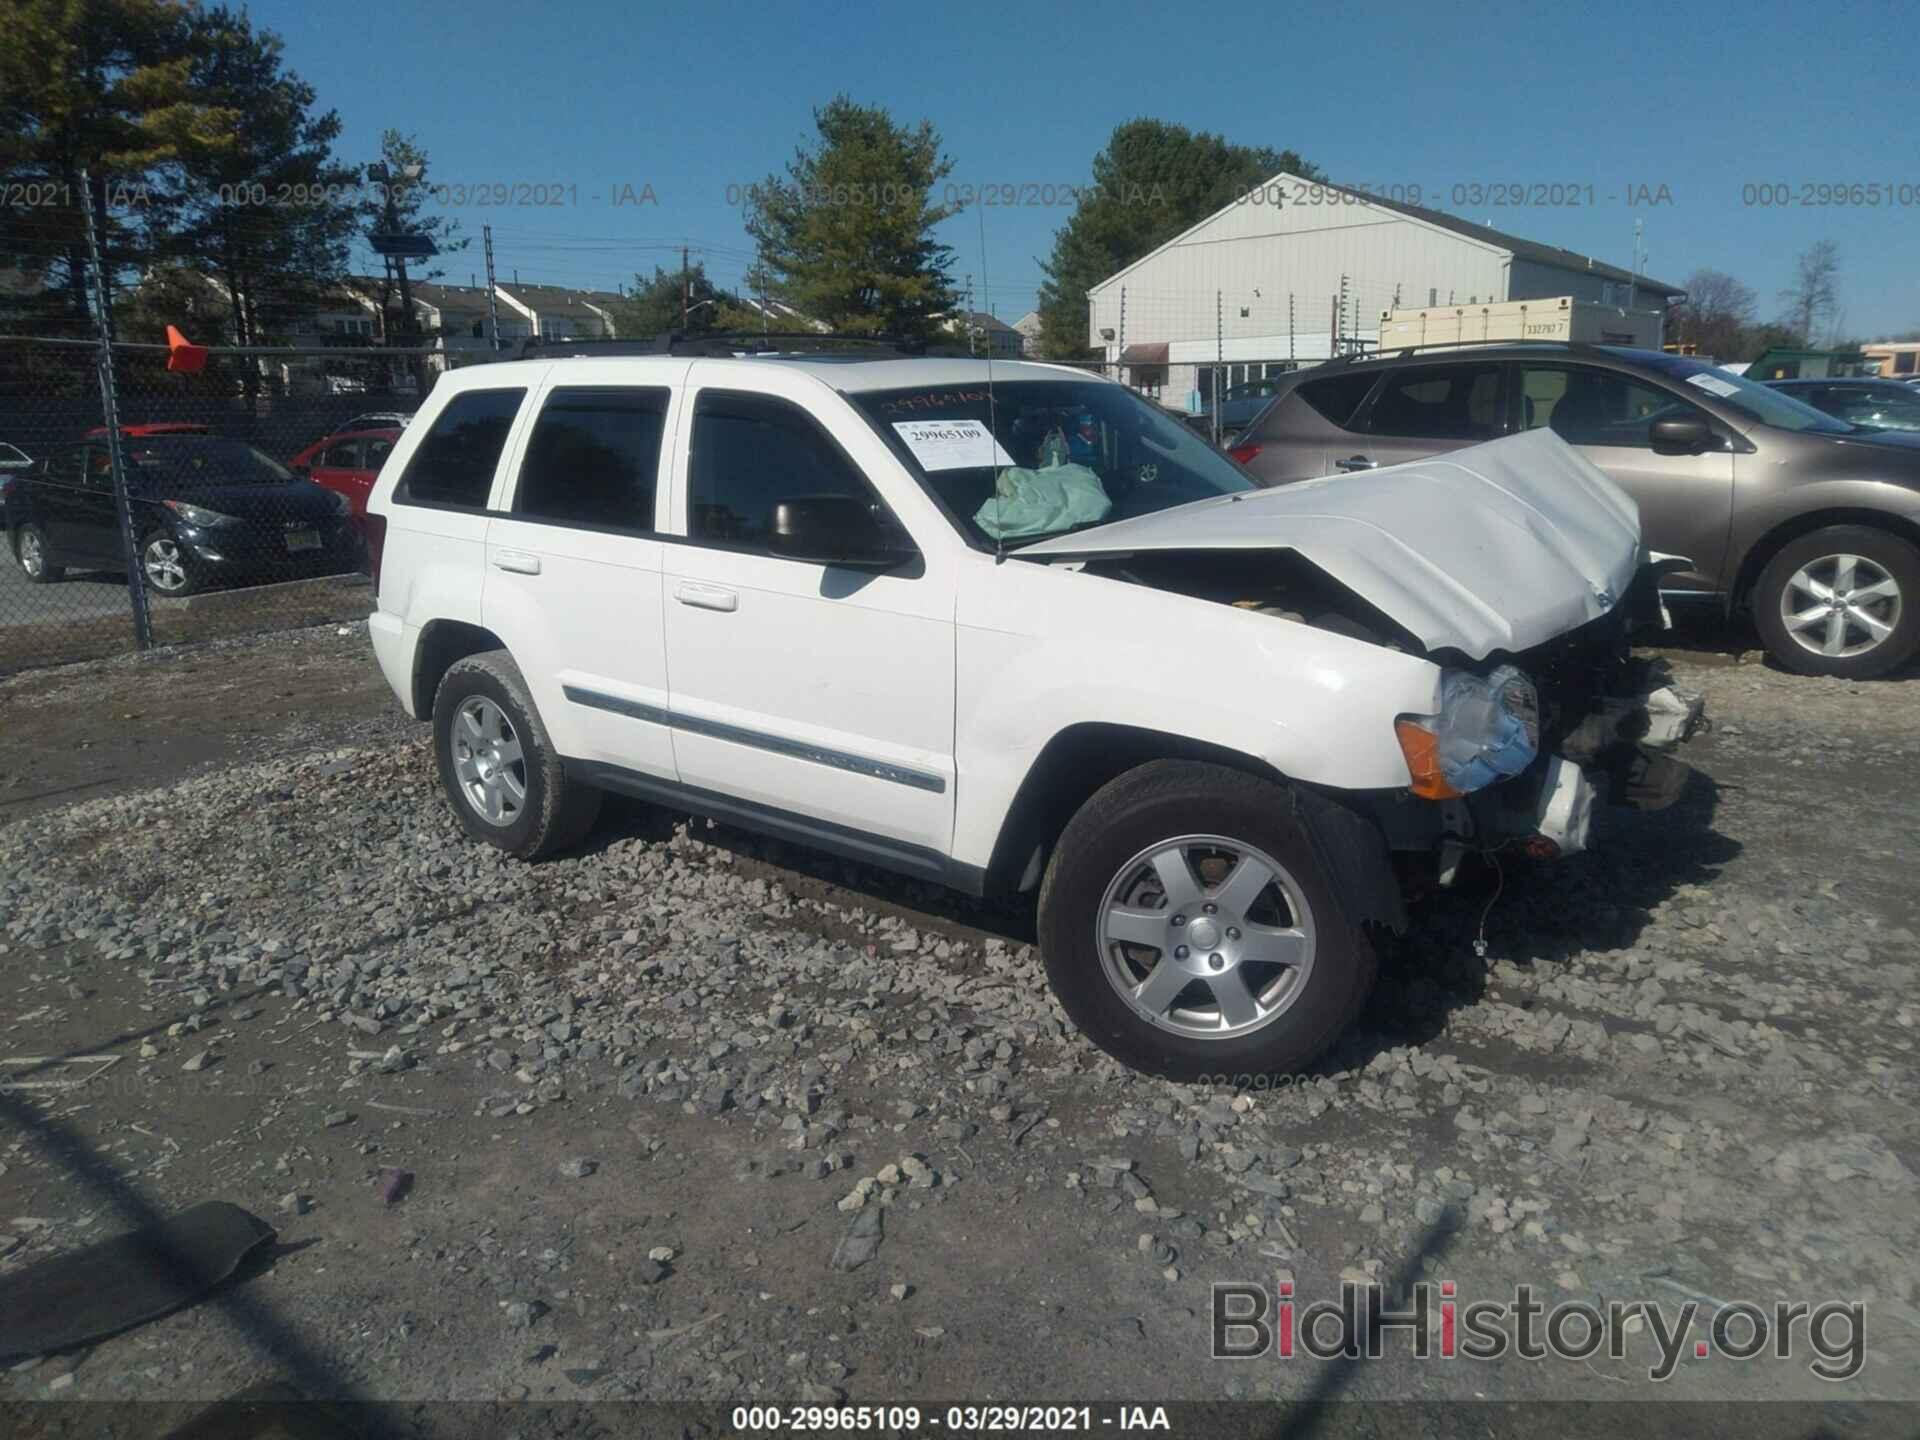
[1767,377,1920,433]
[1230,343,1920,678]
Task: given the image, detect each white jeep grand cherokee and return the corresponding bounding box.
[363,342,1700,1080]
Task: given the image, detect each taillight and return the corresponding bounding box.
[1228,442,1262,466]
[362,512,387,596]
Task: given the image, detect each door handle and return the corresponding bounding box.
[1335,455,1376,472]
[675,581,738,613]
[491,549,541,575]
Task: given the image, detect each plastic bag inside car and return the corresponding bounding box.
[973,432,1112,540]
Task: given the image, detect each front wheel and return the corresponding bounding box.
[432,649,601,860]
[1037,760,1378,1081]
[1753,525,1920,678]
[140,530,203,597]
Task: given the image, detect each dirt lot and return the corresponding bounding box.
[1,618,1917,1436]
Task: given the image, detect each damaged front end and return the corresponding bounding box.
[1381,555,1706,884]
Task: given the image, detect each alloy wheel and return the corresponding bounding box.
[1781,553,1901,659]
[1095,834,1316,1040]
[451,696,526,826]
[18,529,42,577]
[143,537,189,593]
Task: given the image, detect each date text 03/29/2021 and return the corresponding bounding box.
[729,1404,1173,1432]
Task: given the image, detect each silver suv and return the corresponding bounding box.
[1230,343,1920,678]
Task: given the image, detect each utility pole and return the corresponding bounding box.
[682,245,690,331]
[483,224,501,351]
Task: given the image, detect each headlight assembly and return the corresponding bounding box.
[1394,665,1540,800]
[162,499,237,527]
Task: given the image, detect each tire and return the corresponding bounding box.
[432,649,601,860]
[13,524,63,583]
[140,529,203,598]
[1037,759,1378,1082]
[1753,524,1920,679]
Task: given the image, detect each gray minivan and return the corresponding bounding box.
[1230,343,1920,678]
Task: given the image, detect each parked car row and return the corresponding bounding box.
[1227,342,1920,678]
[5,434,361,596]
[4,413,413,595]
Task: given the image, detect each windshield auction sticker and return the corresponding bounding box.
[1684,372,1743,398]
[892,419,1015,471]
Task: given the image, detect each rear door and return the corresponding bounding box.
[1514,362,1736,591]
[481,371,680,782]
[1345,360,1510,471]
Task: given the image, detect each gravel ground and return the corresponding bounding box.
[0,621,1916,1433]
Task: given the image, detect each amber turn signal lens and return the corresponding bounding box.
[1394,718,1464,801]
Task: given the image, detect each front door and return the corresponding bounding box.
[1515,363,1736,592]
[661,371,956,854]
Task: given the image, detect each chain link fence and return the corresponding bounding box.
[1,335,436,674]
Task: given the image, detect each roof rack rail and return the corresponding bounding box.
[507,332,977,361]
[1330,337,1612,366]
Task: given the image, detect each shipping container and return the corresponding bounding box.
[1375,295,1664,351]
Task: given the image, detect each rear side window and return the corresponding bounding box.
[688,391,887,550]
[320,442,361,468]
[514,387,668,534]
[1292,371,1378,428]
[394,389,524,509]
[1364,364,1505,440]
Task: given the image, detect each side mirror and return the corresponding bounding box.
[769,495,917,571]
[1650,416,1713,454]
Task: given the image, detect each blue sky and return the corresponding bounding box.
[253,0,1916,336]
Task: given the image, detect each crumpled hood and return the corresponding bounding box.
[1018,427,1644,658]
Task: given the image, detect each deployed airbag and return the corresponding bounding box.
[974,462,1111,540]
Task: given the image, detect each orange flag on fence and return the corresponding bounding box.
[165,325,208,374]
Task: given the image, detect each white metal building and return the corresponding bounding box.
[1087,174,1685,408]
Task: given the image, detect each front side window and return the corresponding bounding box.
[1518,366,1708,447]
[851,378,1257,548]
[394,388,525,509]
[1363,363,1505,440]
[689,392,891,551]
[514,386,667,533]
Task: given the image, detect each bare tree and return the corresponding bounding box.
[1779,240,1839,344]
[1672,268,1755,360]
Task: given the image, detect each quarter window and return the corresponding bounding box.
[514,387,668,533]
[688,392,892,552]
[1364,364,1505,440]
[1518,366,1703,448]
[393,388,525,510]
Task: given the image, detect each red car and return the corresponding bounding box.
[287,427,402,517]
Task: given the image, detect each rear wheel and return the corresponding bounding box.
[1754,525,1920,678]
[433,649,600,860]
[1037,760,1378,1081]
[13,524,62,583]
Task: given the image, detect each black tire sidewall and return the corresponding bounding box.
[1754,525,1920,678]
[1038,767,1376,1082]
[433,659,556,857]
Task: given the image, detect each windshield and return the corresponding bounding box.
[1600,349,1854,434]
[852,379,1257,547]
[124,437,295,484]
